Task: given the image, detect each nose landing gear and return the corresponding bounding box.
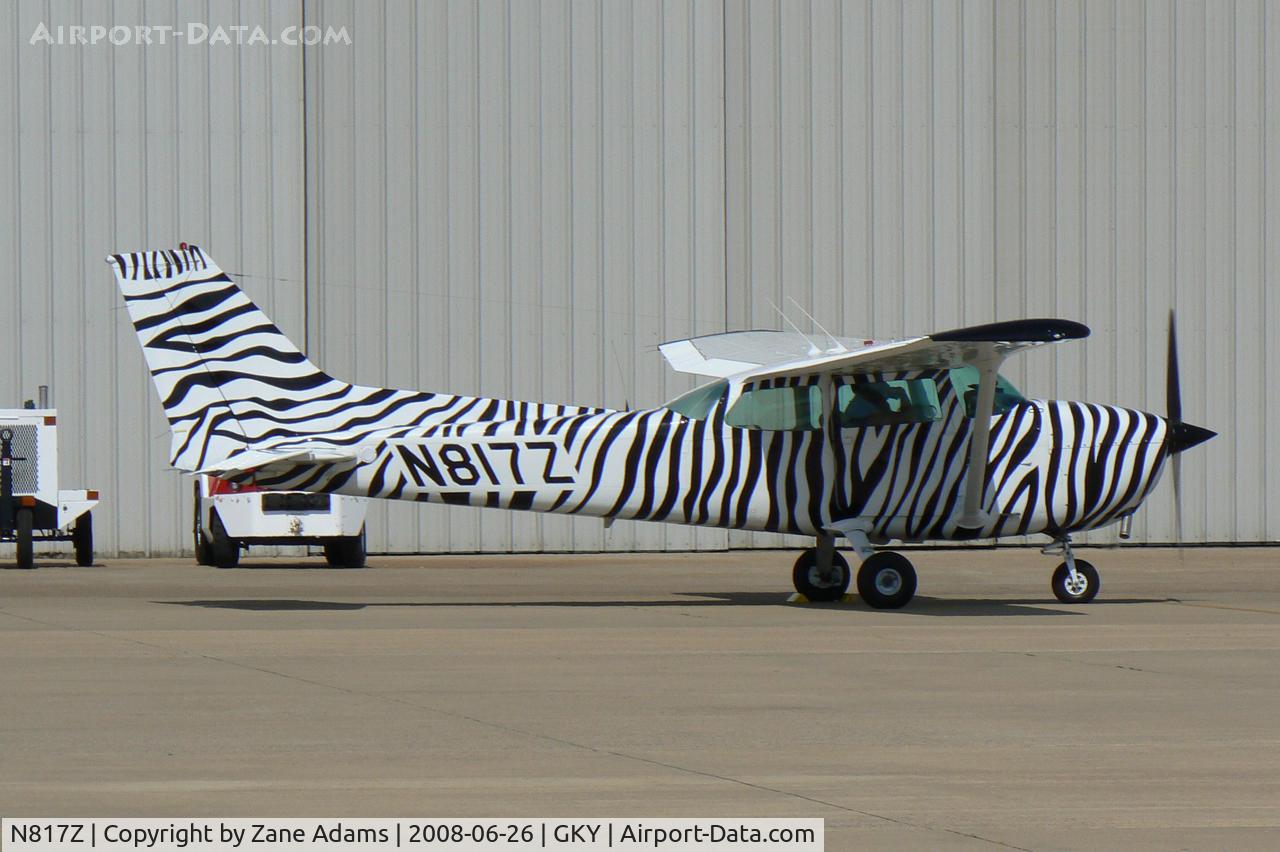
[1045,536,1100,603]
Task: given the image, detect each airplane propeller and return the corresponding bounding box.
[1164,310,1216,544]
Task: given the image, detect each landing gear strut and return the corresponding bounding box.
[1047,536,1100,603]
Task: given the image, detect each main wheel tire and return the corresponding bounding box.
[1052,560,1100,603]
[15,508,34,570]
[72,512,94,567]
[856,551,917,609]
[324,528,366,569]
[792,548,851,602]
[209,510,240,569]
[193,482,213,566]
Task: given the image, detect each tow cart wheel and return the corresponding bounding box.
[1052,560,1100,603]
[856,551,918,609]
[193,483,213,566]
[791,548,850,602]
[72,512,94,567]
[324,527,366,570]
[15,508,34,570]
[209,510,240,569]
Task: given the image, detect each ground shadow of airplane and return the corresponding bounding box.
[155,593,1171,616]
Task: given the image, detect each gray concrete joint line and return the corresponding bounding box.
[1019,651,1157,675]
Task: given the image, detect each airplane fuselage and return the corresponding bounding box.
[246,390,1172,544]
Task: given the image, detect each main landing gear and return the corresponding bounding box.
[1045,536,1100,603]
[791,539,851,602]
[855,551,918,609]
[792,533,918,609]
[792,533,1102,609]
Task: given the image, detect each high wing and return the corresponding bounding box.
[660,319,1090,536]
[657,330,887,378]
[659,319,1089,382]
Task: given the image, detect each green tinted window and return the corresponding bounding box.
[725,385,822,431]
[837,378,942,428]
[948,366,1026,417]
[664,379,727,420]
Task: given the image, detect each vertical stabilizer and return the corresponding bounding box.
[107,246,347,470]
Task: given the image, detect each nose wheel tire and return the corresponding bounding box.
[1052,560,1100,603]
[856,552,917,609]
[792,548,851,602]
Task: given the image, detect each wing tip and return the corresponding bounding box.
[931,318,1090,344]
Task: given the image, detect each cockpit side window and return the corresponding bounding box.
[947,366,1026,417]
[725,384,823,431]
[837,378,943,428]
[663,379,728,420]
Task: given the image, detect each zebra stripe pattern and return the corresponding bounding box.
[108,247,595,472]
[110,246,1176,542]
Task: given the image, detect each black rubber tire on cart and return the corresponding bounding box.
[15,508,35,570]
[791,548,851,602]
[72,512,94,566]
[193,482,214,566]
[324,527,366,569]
[209,510,240,569]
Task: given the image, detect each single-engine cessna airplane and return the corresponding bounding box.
[108,245,1215,608]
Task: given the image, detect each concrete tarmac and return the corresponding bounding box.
[1,547,1278,850]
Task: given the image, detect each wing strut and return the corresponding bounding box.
[956,349,1003,534]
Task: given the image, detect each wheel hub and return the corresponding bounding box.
[1064,570,1089,596]
[808,565,839,588]
[874,568,902,596]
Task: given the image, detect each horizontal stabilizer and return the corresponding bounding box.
[195,445,361,479]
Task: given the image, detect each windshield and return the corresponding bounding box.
[948,366,1026,417]
[664,380,727,420]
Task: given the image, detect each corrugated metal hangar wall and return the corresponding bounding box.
[2,0,1276,556]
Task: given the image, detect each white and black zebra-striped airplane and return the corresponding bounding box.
[107,245,1215,608]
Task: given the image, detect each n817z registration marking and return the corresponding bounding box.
[394,439,577,489]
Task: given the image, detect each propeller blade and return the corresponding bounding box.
[1172,452,1183,547]
[1167,310,1182,425]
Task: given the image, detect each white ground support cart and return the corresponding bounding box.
[193,475,369,569]
[1,407,99,569]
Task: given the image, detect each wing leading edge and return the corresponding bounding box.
[659,319,1089,382]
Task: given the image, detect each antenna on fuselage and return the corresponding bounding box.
[787,296,847,354]
[767,298,822,356]
[610,340,632,411]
